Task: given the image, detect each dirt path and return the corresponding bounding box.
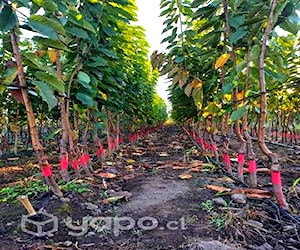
[0,125,299,249]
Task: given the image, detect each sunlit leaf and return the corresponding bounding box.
[214,53,231,69]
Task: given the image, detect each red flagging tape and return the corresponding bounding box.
[96,145,104,158]
[79,155,87,166]
[204,143,211,150]
[248,159,257,173]
[108,138,115,150]
[72,160,79,170]
[212,145,218,153]
[222,154,231,169]
[238,154,245,166]
[84,154,90,162]
[60,156,69,170]
[117,137,123,144]
[272,171,284,206]
[272,171,282,185]
[42,164,52,177]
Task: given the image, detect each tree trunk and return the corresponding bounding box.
[257,0,288,209]
[55,50,70,181]
[10,30,62,197]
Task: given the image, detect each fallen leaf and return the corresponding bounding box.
[159,152,170,157]
[172,166,189,170]
[132,152,144,156]
[206,185,231,193]
[178,173,193,179]
[102,196,126,204]
[243,167,270,174]
[123,174,135,181]
[125,165,134,171]
[102,190,132,204]
[126,159,136,163]
[98,172,117,179]
[201,163,215,169]
[217,176,235,183]
[245,193,272,199]
[191,167,202,172]
[190,160,203,168]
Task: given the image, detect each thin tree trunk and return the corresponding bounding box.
[258,0,288,209]
[242,46,257,185]
[55,50,70,181]
[10,30,62,197]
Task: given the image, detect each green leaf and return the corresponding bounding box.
[98,48,118,59]
[191,0,206,8]
[103,27,115,37]
[229,29,247,45]
[23,52,47,70]
[264,68,286,83]
[76,92,95,107]
[222,83,234,94]
[229,15,244,29]
[236,61,247,73]
[192,88,203,110]
[0,6,17,32]
[34,80,58,110]
[36,71,65,92]
[32,0,58,12]
[68,14,96,34]
[65,26,91,39]
[293,177,300,187]
[32,36,70,51]
[230,106,247,121]
[3,67,17,84]
[78,71,91,90]
[87,56,108,67]
[28,15,66,38]
[279,19,299,35]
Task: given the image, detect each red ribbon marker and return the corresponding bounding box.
[96,145,104,158]
[212,145,218,153]
[117,137,123,144]
[60,156,69,170]
[79,155,87,166]
[272,171,282,185]
[238,154,245,166]
[222,154,231,170]
[272,171,284,206]
[42,164,52,177]
[72,160,79,170]
[84,154,90,162]
[248,159,257,173]
[108,138,115,150]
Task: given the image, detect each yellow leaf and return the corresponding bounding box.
[223,93,232,102]
[35,50,46,57]
[202,111,210,118]
[75,14,83,21]
[237,90,244,101]
[126,159,136,163]
[99,91,107,101]
[10,124,20,132]
[88,0,100,3]
[47,50,57,63]
[215,53,231,70]
[192,77,203,89]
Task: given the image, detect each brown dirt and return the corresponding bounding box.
[0,125,299,250]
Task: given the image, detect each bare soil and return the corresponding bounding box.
[0,125,299,250]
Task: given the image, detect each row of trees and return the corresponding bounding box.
[152,0,300,209]
[0,0,167,195]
